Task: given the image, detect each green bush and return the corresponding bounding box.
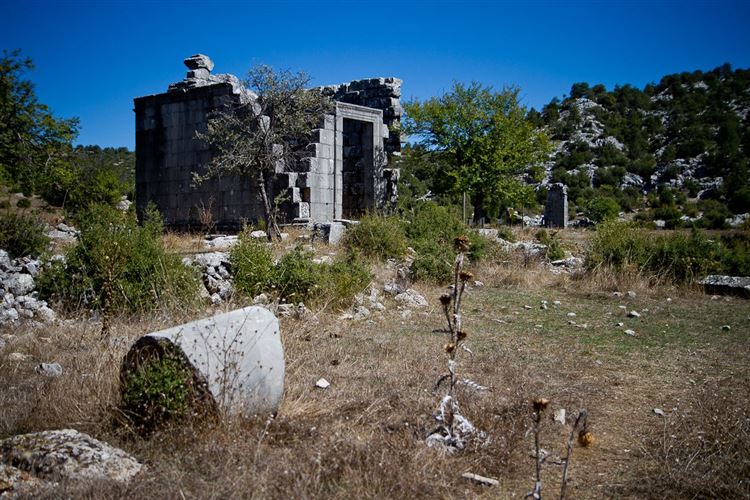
[230,238,372,309]
[120,338,215,433]
[586,221,728,283]
[15,198,31,208]
[0,211,50,258]
[585,196,620,223]
[535,229,566,261]
[343,213,407,260]
[273,246,325,303]
[403,203,486,282]
[230,230,275,297]
[37,205,199,312]
[322,252,374,309]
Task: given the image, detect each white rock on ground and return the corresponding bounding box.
[0,429,142,484]
[394,289,428,308]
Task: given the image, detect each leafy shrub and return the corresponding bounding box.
[273,246,324,303]
[120,337,216,433]
[0,211,50,258]
[37,205,199,312]
[535,229,566,261]
[323,252,374,309]
[404,203,486,282]
[585,196,620,223]
[497,225,516,242]
[343,213,407,260]
[15,198,31,208]
[230,230,275,297]
[231,239,372,309]
[586,221,727,283]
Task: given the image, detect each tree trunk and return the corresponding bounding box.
[257,172,281,241]
[472,191,486,226]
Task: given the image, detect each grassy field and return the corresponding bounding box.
[1,241,749,498]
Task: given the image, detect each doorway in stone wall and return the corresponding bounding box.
[341,118,373,219]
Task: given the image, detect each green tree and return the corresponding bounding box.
[403,83,549,223]
[0,49,78,193]
[194,65,332,240]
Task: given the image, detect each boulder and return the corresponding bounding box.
[121,307,284,419]
[394,289,428,308]
[698,275,750,298]
[4,274,34,296]
[0,429,142,483]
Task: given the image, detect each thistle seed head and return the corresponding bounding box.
[454,235,471,252]
[533,398,550,412]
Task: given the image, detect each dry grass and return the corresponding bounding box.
[1,249,749,498]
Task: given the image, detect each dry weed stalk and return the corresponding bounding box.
[525,401,592,500]
[426,235,486,452]
[560,409,590,500]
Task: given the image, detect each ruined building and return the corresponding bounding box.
[134,55,402,230]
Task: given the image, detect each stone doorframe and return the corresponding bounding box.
[333,102,389,219]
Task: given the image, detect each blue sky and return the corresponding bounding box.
[4,0,750,149]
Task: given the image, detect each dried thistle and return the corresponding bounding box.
[459,270,474,282]
[578,430,595,447]
[443,342,456,353]
[439,294,452,306]
[457,330,467,341]
[533,398,550,412]
[454,235,470,252]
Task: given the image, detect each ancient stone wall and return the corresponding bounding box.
[135,55,401,230]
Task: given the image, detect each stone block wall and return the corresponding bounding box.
[135,55,401,230]
[319,77,402,160]
[135,83,262,231]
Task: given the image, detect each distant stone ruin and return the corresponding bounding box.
[134,54,402,230]
[544,183,568,228]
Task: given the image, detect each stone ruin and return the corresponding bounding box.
[134,54,402,230]
[544,183,568,228]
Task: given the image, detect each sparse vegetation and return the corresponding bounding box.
[586,221,750,283]
[120,337,215,433]
[231,231,372,309]
[342,213,407,260]
[36,205,199,314]
[0,209,49,258]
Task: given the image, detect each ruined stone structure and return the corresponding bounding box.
[544,183,568,228]
[134,55,401,230]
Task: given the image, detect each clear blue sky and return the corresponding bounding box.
[4,0,749,149]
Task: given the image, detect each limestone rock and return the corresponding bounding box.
[35,362,63,378]
[394,289,428,308]
[184,54,214,72]
[698,275,750,298]
[5,274,33,296]
[0,429,142,483]
[0,463,46,497]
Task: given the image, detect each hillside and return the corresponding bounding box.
[529,64,750,227]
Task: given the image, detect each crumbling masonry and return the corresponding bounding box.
[134,54,402,230]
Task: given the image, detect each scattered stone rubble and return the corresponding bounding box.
[0,250,56,326]
[183,252,234,305]
[44,222,78,242]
